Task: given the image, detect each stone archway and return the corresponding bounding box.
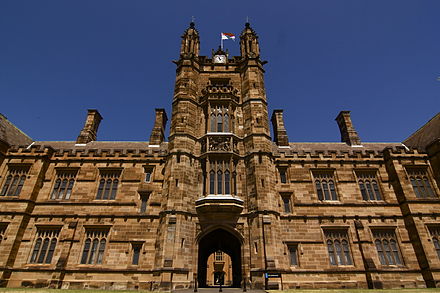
[197,228,242,288]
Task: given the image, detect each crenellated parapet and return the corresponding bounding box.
[5,143,168,160]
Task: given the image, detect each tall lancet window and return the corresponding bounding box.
[210,114,216,133]
[224,114,229,132]
[217,113,223,132]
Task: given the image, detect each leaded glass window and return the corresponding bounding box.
[324,230,352,266]
[372,230,402,265]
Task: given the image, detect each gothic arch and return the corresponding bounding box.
[197,228,242,288]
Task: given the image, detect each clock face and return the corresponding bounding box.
[213,55,226,64]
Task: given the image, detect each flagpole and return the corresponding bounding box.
[221,33,223,50]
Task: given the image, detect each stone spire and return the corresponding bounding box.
[180,22,200,58]
[335,111,361,146]
[76,109,102,144]
[240,22,260,58]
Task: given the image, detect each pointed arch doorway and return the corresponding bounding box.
[197,228,242,288]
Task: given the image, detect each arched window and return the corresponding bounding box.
[110,179,118,200]
[81,229,109,265]
[96,171,121,200]
[88,239,99,264]
[0,166,29,197]
[327,240,336,265]
[359,180,367,200]
[97,239,106,264]
[357,172,383,201]
[81,239,91,264]
[208,161,235,195]
[322,180,330,200]
[208,105,235,133]
[408,168,437,198]
[210,113,216,132]
[50,170,77,200]
[433,236,440,258]
[217,170,223,194]
[372,180,382,200]
[224,170,230,194]
[224,114,229,132]
[373,230,402,266]
[316,180,323,201]
[329,180,337,200]
[375,239,386,265]
[314,172,338,201]
[30,238,42,263]
[217,114,223,132]
[30,228,60,264]
[232,172,237,195]
[325,230,352,266]
[51,179,61,199]
[342,240,352,265]
[209,171,215,194]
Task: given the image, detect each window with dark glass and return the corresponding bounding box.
[144,167,154,183]
[132,243,142,265]
[80,228,109,264]
[429,227,440,259]
[356,171,382,201]
[372,230,402,265]
[287,244,298,266]
[279,168,287,184]
[324,230,352,266]
[282,194,292,213]
[313,171,338,201]
[207,160,236,195]
[407,168,436,198]
[209,105,234,133]
[30,227,60,264]
[50,169,77,200]
[140,193,150,213]
[96,170,121,200]
[0,165,30,197]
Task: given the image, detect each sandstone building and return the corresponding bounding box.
[1,22,440,290]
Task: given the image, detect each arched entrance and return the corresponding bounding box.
[197,228,242,288]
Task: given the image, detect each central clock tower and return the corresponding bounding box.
[155,22,282,289]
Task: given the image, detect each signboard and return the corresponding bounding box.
[265,273,281,278]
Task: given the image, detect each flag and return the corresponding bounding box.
[221,33,235,41]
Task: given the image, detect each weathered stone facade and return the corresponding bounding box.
[0,22,440,290]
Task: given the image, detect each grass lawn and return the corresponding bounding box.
[0,290,154,293]
[269,290,440,293]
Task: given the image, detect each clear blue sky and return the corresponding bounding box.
[1,0,439,142]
